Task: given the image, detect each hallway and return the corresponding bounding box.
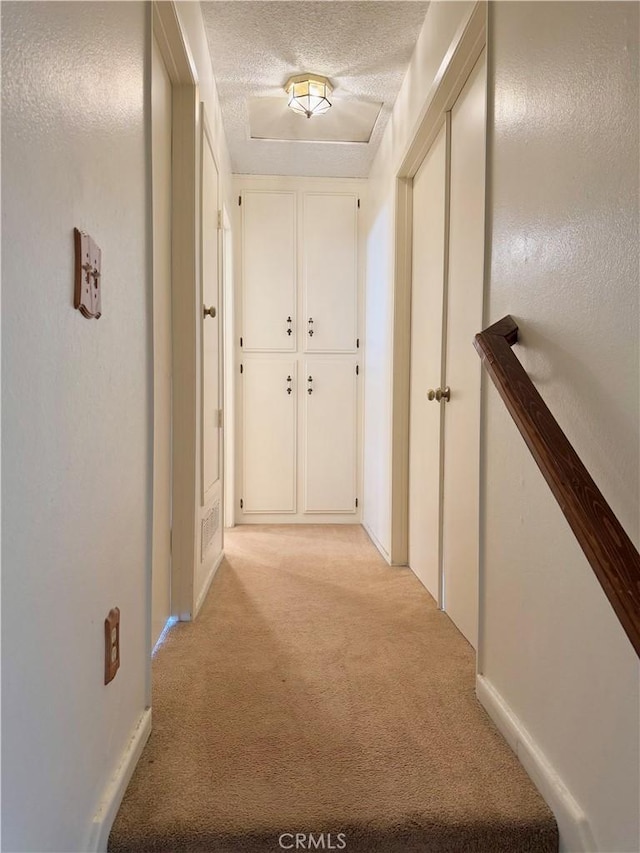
[109,526,557,853]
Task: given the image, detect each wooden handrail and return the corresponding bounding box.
[474,315,640,657]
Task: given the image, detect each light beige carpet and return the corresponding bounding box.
[109,525,558,853]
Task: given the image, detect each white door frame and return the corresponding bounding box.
[389,1,486,567]
[150,25,174,652]
[149,2,198,699]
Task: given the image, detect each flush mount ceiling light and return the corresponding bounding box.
[285,74,333,119]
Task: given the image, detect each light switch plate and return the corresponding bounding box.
[74,228,102,319]
[104,607,120,685]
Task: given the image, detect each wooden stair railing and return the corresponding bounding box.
[474,315,640,657]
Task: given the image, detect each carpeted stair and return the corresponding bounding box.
[109,525,558,853]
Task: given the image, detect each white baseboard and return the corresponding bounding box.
[476,675,597,853]
[194,548,224,618]
[362,521,392,564]
[236,513,362,525]
[86,707,152,852]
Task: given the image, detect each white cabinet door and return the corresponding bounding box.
[303,194,358,353]
[242,191,296,351]
[242,359,297,513]
[304,359,357,513]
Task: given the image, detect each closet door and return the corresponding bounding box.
[242,359,297,512]
[441,52,486,648]
[242,191,296,351]
[304,359,357,513]
[405,53,486,647]
[303,193,358,353]
[408,124,447,601]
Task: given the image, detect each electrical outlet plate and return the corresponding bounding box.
[104,607,120,685]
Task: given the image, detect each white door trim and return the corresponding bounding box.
[389,1,486,566]
[151,3,199,640]
[151,28,174,652]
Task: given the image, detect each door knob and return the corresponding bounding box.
[427,386,451,402]
[203,305,216,318]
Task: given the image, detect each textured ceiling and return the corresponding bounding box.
[200,1,430,177]
[248,97,382,143]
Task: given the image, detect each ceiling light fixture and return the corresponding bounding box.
[285,74,333,119]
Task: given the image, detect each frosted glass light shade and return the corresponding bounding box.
[285,74,333,119]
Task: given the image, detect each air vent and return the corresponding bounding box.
[200,500,220,562]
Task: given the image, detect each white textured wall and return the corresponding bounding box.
[481,3,640,851]
[1,3,150,851]
[363,1,474,557]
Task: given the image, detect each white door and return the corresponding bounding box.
[151,35,172,648]
[408,123,447,601]
[303,194,358,352]
[242,359,297,512]
[304,359,357,512]
[241,192,296,351]
[407,52,486,647]
[441,52,486,647]
[201,123,221,507]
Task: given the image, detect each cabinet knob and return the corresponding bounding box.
[203,305,216,319]
[427,386,451,402]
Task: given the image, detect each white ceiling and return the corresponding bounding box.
[200,1,430,178]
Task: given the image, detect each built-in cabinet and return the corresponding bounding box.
[235,178,364,523]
